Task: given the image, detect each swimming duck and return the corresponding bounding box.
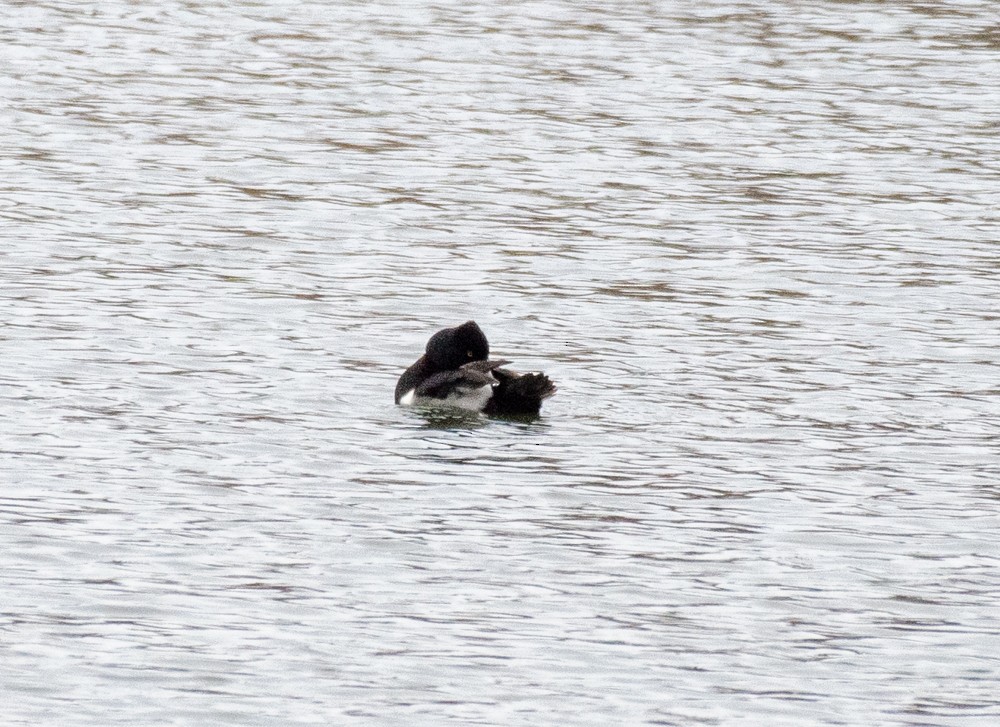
[394,321,556,416]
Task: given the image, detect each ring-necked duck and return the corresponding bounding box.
[395,321,556,416]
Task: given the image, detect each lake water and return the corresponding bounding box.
[2,1,998,725]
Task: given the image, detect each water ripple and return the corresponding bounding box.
[3,1,999,725]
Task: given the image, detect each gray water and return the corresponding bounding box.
[2,1,999,725]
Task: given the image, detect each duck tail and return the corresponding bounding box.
[484,369,556,417]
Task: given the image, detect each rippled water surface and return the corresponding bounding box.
[3,1,999,725]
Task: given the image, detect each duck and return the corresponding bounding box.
[394,321,556,416]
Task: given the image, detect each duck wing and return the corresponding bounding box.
[414,359,511,399]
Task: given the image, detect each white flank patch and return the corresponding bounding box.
[401,383,494,411]
[442,383,494,411]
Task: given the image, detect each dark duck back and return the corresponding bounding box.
[395,321,556,416]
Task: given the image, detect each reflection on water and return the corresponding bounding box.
[2,1,999,725]
[407,406,494,429]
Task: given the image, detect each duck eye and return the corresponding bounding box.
[467,350,474,358]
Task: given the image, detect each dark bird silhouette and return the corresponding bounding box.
[395,321,556,416]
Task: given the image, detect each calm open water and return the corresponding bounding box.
[2,1,999,725]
